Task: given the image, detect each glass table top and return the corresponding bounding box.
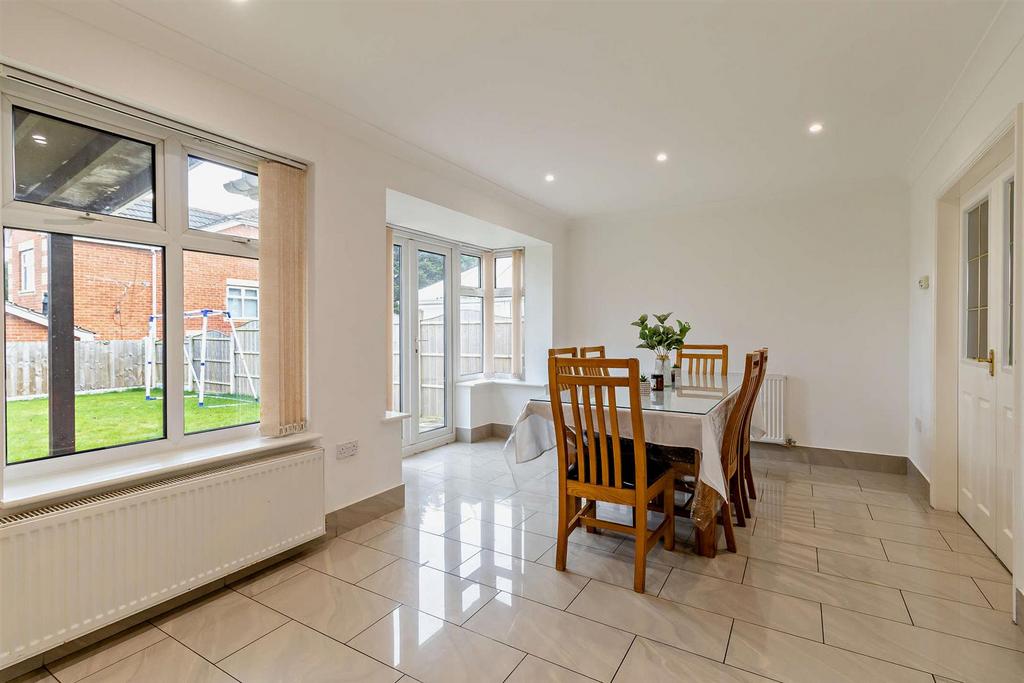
[536,372,744,416]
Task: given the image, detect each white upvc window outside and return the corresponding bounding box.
[18,243,33,292]
[227,279,259,321]
[0,75,263,479]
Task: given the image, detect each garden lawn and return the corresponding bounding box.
[5,388,259,463]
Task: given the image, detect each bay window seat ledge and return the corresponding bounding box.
[1,431,323,512]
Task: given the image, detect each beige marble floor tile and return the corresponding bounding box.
[813,511,948,549]
[939,531,996,558]
[75,638,233,683]
[342,518,398,543]
[349,605,524,683]
[754,518,886,559]
[659,568,822,640]
[506,655,593,683]
[975,577,1014,611]
[445,496,538,528]
[867,506,972,533]
[742,558,911,622]
[517,511,627,553]
[725,530,820,571]
[365,525,482,570]
[454,549,589,609]
[357,558,498,624]
[881,540,1012,583]
[501,490,560,514]
[536,543,671,595]
[822,604,1024,682]
[811,484,925,510]
[817,549,989,606]
[10,671,58,683]
[902,592,1024,652]
[726,620,932,683]
[381,505,468,535]
[297,537,399,582]
[153,589,287,662]
[431,477,517,501]
[465,592,632,682]
[47,624,167,683]
[567,579,732,660]
[444,518,555,561]
[781,492,872,518]
[253,569,398,642]
[219,620,401,683]
[401,469,445,490]
[427,461,511,483]
[746,501,816,528]
[229,560,309,597]
[616,538,748,582]
[616,636,773,682]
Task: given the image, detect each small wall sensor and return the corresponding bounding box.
[918,276,930,290]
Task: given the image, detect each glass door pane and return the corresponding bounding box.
[416,248,448,434]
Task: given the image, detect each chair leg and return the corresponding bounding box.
[744,448,758,500]
[738,463,751,519]
[661,488,675,551]
[555,493,570,571]
[633,508,647,593]
[720,501,737,553]
[730,475,746,527]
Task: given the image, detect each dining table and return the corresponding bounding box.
[503,372,761,557]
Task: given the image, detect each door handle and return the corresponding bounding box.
[983,348,995,377]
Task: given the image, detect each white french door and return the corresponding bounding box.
[957,167,1015,567]
[394,235,455,453]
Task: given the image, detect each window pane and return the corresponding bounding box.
[14,107,155,221]
[187,156,259,238]
[494,256,513,289]
[4,228,165,464]
[243,299,259,319]
[967,309,979,360]
[460,254,481,288]
[418,250,447,433]
[183,251,260,434]
[460,296,483,375]
[493,295,512,374]
[393,245,402,412]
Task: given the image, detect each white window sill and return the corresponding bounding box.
[456,378,545,388]
[1,432,323,512]
[382,411,411,423]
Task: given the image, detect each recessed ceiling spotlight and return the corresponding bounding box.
[544,173,555,183]
[808,122,824,134]
[656,152,668,163]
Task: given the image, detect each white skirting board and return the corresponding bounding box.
[0,447,325,668]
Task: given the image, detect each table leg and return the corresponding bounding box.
[694,525,717,557]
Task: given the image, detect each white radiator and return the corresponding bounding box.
[755,374,787,444]
[0,447,324,669]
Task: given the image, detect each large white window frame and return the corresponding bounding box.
[0,77,262,481]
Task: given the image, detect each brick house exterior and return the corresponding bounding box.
[4,227,258,342]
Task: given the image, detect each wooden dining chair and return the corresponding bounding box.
[676,344,729,376]
[660,348,762,542]
[739,348,768,508]
[579,345,609,376]
[548,355,675,592]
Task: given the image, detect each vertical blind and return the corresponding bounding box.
[258,161,308,436]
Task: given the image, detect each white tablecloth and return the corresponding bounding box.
[504,391,763,504]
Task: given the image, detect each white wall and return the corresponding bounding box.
[0,1,569,513]
[564,183,910,456]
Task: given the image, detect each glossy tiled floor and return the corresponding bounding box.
[15,440,1023,683]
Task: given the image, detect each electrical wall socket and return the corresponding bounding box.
[336,440,358,459]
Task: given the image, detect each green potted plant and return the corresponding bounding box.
[632,313,691,386]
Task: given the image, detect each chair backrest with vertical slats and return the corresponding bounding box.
[719,351,762,478]
[740,348,768,456]
[579,346,610,376]
[548,356,648,494]
[676,344,729,376]
[548,347,579,391]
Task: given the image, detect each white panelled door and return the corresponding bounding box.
[957,169,1015,567]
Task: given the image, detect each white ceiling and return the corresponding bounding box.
[52,1,1004,217]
